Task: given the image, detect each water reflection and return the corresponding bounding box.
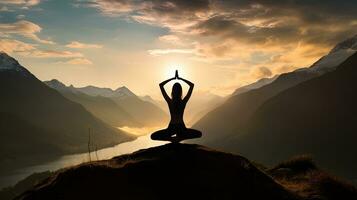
[0,127,167,189]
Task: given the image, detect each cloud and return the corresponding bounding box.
[28,50,83,58]
[0,38,35,53]
[60,58,93,65]
[82,0,357,94]
[66,41,103,49]
[86,0,357,41]
[86,0,210,16]
[0,0,41,7]
[250,66,272,79]
[85,0,357,63]
[83,0,210,31]
[148,48,195,56]
[0,38,93,67]
[158,35,183,45]
[0,20,54,44]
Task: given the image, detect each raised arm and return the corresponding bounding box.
[178,77,194,103]
[159,77,175,102]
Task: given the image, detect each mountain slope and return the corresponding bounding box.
[0,171,52,200]
[0,52,134,174]
[185,91,225,125]
[309,34,357,73]
[224,52,357,179]
[232,75,279,96]
[45,79,141,127]
[111,95,168,126]
[193,34,357,145]
[76,85,136,99]
[193,66,319,144]
[48,81,168,127]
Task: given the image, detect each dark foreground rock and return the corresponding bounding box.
[16,144,357,200]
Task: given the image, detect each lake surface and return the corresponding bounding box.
[0,127,167,189]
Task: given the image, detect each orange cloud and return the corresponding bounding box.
[0,20,54,44]
[0,0,40,7]
[158,35,183,45]
[0,39,35,53]
[28,50,83,58]
[65,58,93,65]
[66,41,103,49]
[251,66,273,79]
[68,1,357,95]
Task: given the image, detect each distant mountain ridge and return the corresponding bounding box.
[307,34,357,73]
[45,79,141,127]
[193,34,357,145]
[45,79,168,127]
[0,53,134,180]
[76,85,136,99]
[232,75,278,96]
[232,34,357,97]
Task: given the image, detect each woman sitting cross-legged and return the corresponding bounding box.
[151,71,202,143]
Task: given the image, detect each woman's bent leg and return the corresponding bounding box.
[179,128,202,139]
[187,129,202,139]
[151,129,172,141]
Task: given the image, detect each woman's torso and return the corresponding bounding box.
[168,99,186,124]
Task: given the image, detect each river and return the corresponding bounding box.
[0,127,167,189]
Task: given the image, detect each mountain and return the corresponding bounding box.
[185,91,225,126]
[193,67,319,144]
[110,95,168,127]
[47,82,168,127]
[45,79,141,127]
[0,52,134,176]
[309,34,357,73]
[17,144,357,200]
[193,34,357,145]
[0,53,32,75]
[75,85,136,99]
[222,52,357,180]
[140,95,166,110]
[232,75,279,96]
[140,95,157,103]
[0,171,52,200]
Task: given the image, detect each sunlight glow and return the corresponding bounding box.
[118,126,164,136]
[163,65,188,79]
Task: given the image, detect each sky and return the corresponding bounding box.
[0,0,356,98]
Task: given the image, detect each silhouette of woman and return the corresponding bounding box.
[151,70,202,142]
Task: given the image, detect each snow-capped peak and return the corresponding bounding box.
[0,52,22,70]
[44,79,68,91]
[114,86,136,98]
[309,34,357,73]
[52,84,137,98]
[232,75,278,96]
[76,86,115,97]
[0,51,32,76]
[330,34,357,53]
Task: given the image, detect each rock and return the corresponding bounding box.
[18,144,299,200]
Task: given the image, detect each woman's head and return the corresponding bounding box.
[171,82,182,100]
